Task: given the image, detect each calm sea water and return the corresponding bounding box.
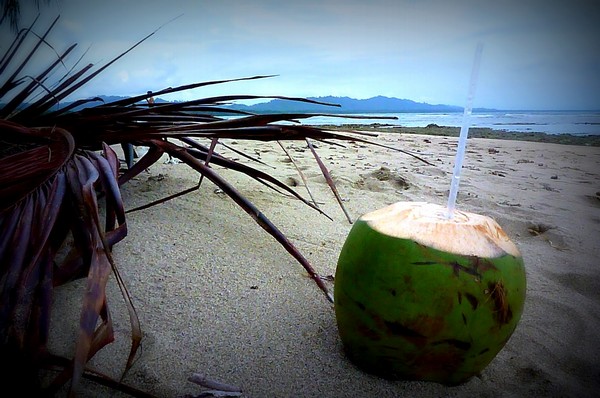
[299,111,600,136]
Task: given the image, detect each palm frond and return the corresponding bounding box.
[0,15,429,396]
[0,119,132,394]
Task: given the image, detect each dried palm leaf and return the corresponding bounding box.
[0,15,429,396]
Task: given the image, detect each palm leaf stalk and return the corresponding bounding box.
[277,140,320,208]
[0,16,429,396]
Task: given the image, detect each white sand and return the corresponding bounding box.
[49,132,600,397]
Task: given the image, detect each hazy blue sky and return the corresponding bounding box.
[5,0,600,110]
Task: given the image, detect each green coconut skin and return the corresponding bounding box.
[334,218,526,385]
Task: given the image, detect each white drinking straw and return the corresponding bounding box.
[446,42,484,219]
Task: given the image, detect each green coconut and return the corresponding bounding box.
[334,202,526,385]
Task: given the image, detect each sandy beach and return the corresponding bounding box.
[47,129,600,397]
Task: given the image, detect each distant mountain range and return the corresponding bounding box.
[228,96,472,113]
[53,95,497,113]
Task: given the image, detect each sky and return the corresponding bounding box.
[3,0,600,110]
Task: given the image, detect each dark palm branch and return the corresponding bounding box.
[0,16,426,396]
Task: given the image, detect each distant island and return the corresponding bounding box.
[54,95,498,114]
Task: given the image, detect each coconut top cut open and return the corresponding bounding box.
[360,202,520,258]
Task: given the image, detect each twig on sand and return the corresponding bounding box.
[185,391,242,398]
[187,373,242,394]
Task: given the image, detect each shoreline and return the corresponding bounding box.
[314,124,600,146]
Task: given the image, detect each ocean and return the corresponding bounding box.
[299,111,600,136]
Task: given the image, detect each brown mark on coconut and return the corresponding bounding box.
[487,281,512,324]
[469,256,498,273]
[451,261,482,277]
[411,260,482,279]
[384,320,426,343]
[465,293,479,310]
[432,338,472,351]
[357,322,382,341]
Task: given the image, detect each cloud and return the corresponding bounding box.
[14,0,599,109]
[117,70,129,82]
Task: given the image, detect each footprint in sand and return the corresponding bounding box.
[368,166,410,190]
[285,177,301,187]
[549,271,600,302]
[525,222,569,251]
[518,293,599,391]
[516,365,550,387]
[492,215,570,251]
[583,191,600,208]
[352,166,410,192]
